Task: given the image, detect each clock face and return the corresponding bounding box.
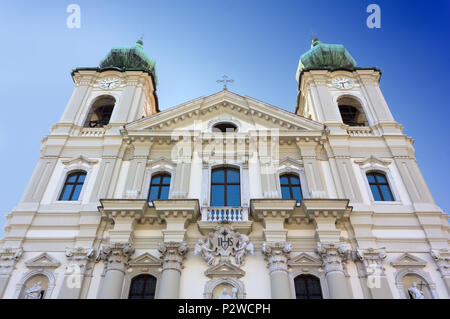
[332,77,354,90]
[99,77,121,89]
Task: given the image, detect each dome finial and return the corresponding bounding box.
[311,33,321,48]
[136,33,144,46]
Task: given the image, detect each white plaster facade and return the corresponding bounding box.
[0,47,449,300]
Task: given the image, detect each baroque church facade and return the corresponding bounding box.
[0,38,448,299]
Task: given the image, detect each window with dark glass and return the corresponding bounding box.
[210,167,240,206]
[128,275,156,299]
[148,174,171,202]
[59,171,86,201]
[212,122,237,133]
[280,174,303,203]
[366,172,394,201]
[294,275,323,299]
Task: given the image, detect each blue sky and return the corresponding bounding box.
[0,0,449,235]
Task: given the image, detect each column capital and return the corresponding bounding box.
[262,241,292,274]
[352,247,387,276]
[316,242,348,274]
[98,243,135,273]
[0,248,23,276]
[431,248,450,277]
[158,241,187,273]
[65,247,95,273]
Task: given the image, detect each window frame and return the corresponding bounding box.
[293,274,323,299]
[366,171,395,202]
[147,173,172,203]
[276,165,308,204]
[58,171,87,201]
[127,274,157,299]
[279,173,303,204]
[210,166,241,207]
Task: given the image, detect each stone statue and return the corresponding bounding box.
[231,287,238,299]
[408,282,424,299]
[194,238,216,265]
[234,234,254,266]
[24,281,44,299]
[218,287,232,299]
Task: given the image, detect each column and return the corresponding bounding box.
[58,247,95,299]
[156,242,187,299]
[262,242,292,299]
[316,243,352,299]
[98,243,135,299]
[0,248,22,298]
[353,248,393,299]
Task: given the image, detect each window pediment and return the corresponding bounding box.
[129,252,161,268]
[355,155,391,167]
[391,253,427,268]
[25,253,60,269]
[61,156,98,167]
[289,252,323,268]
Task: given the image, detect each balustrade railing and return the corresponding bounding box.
[201,207,249,222]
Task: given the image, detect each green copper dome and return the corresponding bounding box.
[296,38,357,81]
[99,40,158,84]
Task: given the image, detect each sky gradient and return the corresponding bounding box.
[0,0,449,235]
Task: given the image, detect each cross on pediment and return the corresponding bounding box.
[217,75,234,90]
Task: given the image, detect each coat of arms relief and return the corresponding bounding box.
[194,224,254,267]
[194,223,254,299]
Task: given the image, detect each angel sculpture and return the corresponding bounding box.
[234,234,254,266]
[194,238,216,266]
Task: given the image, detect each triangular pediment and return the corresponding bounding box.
[354,155,391,167]
[279,157,303,169]
[125,90,323,133]
[288,252,322,267]
[25,253,60,269]
[146,157,176,169]
[61,155,98,166]
[204,261,246,278]
[129,252,161,267]
[390,253,427,268]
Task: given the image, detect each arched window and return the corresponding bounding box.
[212,122,237,133]
[280,174,302,203]
[148,173,171,202]
[59,171,86,201]
[366,171,394,201]
[84,96,115,128]
[211,167,240,206]
[294,275,323,299]
[128,274,157,299]
[338,96,368,126]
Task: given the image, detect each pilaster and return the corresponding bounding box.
[58,247,95,299]
[352,247,393,299]
[0,248,23,298]
[431,249,450,294]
